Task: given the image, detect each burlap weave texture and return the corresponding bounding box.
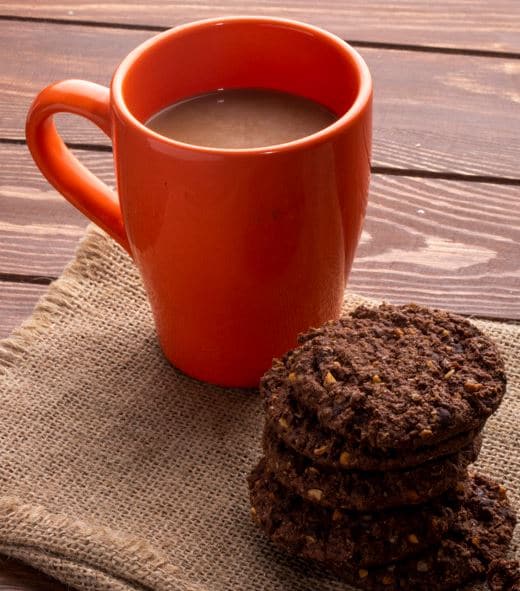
[0,226,517,591]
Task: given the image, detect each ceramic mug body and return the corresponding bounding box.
[26,17,372,387]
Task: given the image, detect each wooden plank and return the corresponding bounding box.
[0,559,65,590]
[2,144,519,321]
[0,557,66,590]
[1,0,518,53]
[0,281,48,338]
[0,144,107,276]
[351,174,520,319]
[0,22,146,147]
[1,22,518,178]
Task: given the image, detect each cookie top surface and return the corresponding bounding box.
[261,303,506,451]
[262,427,481,511]
[249,459,462,567]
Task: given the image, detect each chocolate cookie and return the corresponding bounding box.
[249,459,463,567]
[261,303,506,452]
[266,385,481,470]
[251,470,516,591]
[262,427,481,511]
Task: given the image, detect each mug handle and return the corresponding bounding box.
[25,79,130,253]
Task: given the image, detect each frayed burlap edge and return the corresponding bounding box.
[0,226,110,375]
[0,497,181,591]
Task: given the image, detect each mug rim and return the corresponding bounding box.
[111,16,372,155]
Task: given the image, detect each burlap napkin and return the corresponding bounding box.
[0,226,517,591]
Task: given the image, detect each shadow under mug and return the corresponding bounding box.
[26,17,372,387]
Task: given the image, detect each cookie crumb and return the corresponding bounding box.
[464,380,482,392]
[443,369,455,380]
[313,445,329,457]
[332,509,343,521]
[339,451,351,467]
[307,488,323,502]
[278,417,289,430]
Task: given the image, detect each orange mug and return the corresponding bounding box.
[26,17,372,387]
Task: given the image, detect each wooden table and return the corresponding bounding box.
[0,1,519,588]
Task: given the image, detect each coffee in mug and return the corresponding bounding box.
[146,88,337,149]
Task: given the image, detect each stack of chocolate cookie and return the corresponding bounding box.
[249,303,517,591]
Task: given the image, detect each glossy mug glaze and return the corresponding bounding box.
[26,17,372,387]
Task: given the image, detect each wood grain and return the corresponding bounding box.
[2,144,519,328]
[353,174,520,318]
[0,145,105,276]
[0,559,64,590]
[1,0,519,53]
[0,558,65,590]
[0,281,48,338]
[2,22,519,179]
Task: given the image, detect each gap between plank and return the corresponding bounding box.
[3,139,519,186]
[0,14,519,60]
[0,273,55,285]
[370,167,520,187]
